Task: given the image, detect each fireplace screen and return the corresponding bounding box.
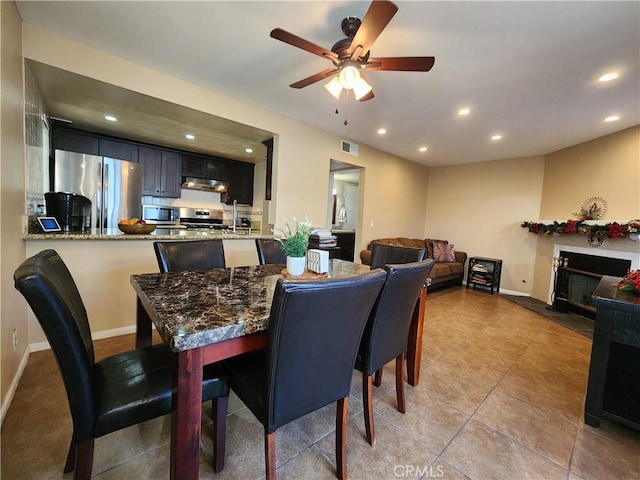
[554,251,631,320]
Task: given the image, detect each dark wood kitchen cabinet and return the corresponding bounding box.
[139,146,182,197]
[99,138,139,162]
[52,129,99,155]
[182,153,227,181]
[223,160,254,205]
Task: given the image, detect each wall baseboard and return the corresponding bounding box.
[29,324,139,353]
[1,347,30,426]
[2,325,140,427]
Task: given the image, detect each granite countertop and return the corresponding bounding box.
[131,259,372,352]
[24,228,270,240]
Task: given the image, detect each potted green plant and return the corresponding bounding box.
[277,217,310,276]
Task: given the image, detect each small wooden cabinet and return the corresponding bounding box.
[467,257,503,294]
[139,146,182,197]
[585,276,640,431]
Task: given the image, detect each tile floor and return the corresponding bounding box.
[2,287,638,479]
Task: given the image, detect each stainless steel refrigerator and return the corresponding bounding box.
[53,150,143,234]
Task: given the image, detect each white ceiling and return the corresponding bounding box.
[16,1,640,167]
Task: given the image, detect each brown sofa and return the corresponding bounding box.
[360,238,467,290]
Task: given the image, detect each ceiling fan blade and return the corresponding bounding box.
[271,28,338,61]
[348,0,399,59]
[289,68,339,89]
[365,56,435,72]
[359,90,375,102]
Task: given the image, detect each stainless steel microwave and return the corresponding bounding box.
[142,205,180,225]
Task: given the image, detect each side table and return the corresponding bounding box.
[584,275,640,431]
[467,257,503,294]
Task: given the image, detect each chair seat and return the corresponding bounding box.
[222,350,266,423]
[94,344,229,438]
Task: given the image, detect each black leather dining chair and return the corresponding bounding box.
[223,269,387,480]
[369,243,426,268]
[355,259,434,446]
[153,239,225,272]
[255,238,287,265]
[368,244,429,385]
[14,249,230,479]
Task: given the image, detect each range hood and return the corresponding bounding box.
[181,177,229,193]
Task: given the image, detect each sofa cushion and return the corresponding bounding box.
[430,262,451,277]
[445,244,456,263]
[424,238,448,260]
[448,262,464,275]
[433,241,448,262]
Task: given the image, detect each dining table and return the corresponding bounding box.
[131,259,427,480]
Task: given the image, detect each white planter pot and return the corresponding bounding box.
[286,256,306,276]
[628,233,640,241]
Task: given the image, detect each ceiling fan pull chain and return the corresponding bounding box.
[344,90,350,125]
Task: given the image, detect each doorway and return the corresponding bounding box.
[328,160,361,261]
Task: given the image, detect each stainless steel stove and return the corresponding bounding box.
[179,207,229,230]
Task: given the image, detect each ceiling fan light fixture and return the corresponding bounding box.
[325,76,343,99]
[352,76,373,100]
[338,65,361,89]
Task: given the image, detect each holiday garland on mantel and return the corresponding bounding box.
[521,219,640,238]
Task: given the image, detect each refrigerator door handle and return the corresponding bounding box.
[103,162,109,230]
[96,161,103,230]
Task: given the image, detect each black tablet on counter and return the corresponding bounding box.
[37,216,62,233]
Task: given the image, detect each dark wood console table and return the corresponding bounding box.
[584,275,640,430]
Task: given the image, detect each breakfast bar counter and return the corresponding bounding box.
[23,228,268,240]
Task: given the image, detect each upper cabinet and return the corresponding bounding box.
[182,153,227,181]
[223,161,254,205]
[52,129,139,162]
[98,138,139,162]
[52,129,99,155]
[139,147,182,198]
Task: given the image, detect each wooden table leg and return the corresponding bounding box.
[171,348,203,480]
[406,286,427,386]
[136,298,152,348]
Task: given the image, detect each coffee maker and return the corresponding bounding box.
[44,192,92,232]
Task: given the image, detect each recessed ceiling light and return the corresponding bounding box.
[418,146,428,152]
[458,108,471,116]
[604,115,620,122]
[598,72,619,82]
[104,115,117,122]
[491,134,502,141]
[185,134,195,140]
[377,128,387,135]
[245,148,253,154]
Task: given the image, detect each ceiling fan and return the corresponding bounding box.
[270,0,434,102]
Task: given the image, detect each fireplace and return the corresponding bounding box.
[553,250,632,319]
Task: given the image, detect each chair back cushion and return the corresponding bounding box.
[358,259,435,375]
[154,239,226,272]
[265,269,386,432]
[14,249,97,441]
[370,243,426,269]
[255,238,287,265]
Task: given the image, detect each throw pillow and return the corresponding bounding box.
[445,244,456,263]
[433,241,448,262]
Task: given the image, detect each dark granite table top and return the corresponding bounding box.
[131,259,372,352]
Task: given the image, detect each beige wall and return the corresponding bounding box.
[540,126,640,220]
[531,126,640,300]
[1,0,28,420]
[425,156,546,294]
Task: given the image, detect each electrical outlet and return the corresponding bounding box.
[12,329,18,351]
